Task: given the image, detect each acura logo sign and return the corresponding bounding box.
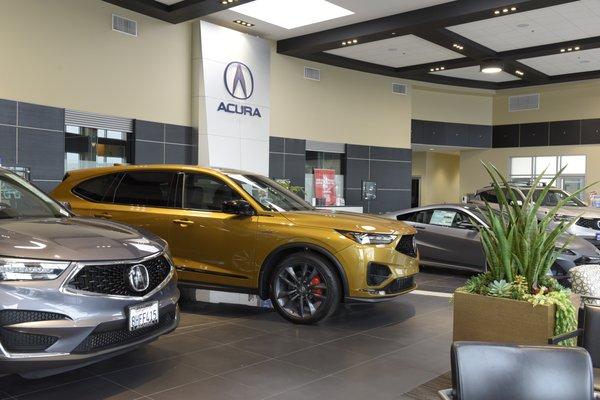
[218,61,262,118]
[224,61,254,100]
[127,264,150,292]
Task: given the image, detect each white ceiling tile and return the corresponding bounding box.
[431,66,520,82]
[325,34,463,68]
[519,47,600,75]
[448,0,600,52]
[204,0,455,40]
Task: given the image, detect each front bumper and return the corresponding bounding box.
[335,239,419,301]
[0,255,179,378]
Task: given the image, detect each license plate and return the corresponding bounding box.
[128,301,159,331]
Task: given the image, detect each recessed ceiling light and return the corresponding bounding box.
[221,0,236,4]
[502,8,509,13]
[515,70,524,76]
[511,6,517,11]
[575,46,581,50]
[429,148,435,151]
[233,19,254,27]
[481,59,503,74]
[231,0,354,29]
[561,48,566,52]
[494,10,500,14]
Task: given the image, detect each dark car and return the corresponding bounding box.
[384,204,600,279]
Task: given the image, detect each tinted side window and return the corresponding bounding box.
[396,212,416,221]
[73,174,120,202]
[414,210,433,224]
[113,171,175,207]
[184,174,241,211]
[478,190,498,203]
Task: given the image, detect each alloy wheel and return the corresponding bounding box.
[273,262,328,319]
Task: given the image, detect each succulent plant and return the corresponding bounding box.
[488,279,513,298]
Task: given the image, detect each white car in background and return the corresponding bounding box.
[470,183,600,248]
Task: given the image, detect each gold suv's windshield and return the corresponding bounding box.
[225,173,314,212]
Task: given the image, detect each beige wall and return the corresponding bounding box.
[0,0,192,125]
[412,85,493,125]
[493,79,600,125]
[412,151,461,205]
[270,52,412,148]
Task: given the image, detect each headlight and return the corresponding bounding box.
[553,214,575,222]
[0,258,70,281]
[338,231,398,245]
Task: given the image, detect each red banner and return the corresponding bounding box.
[314,169,337,206]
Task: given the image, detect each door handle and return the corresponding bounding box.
[415,226,426,230]
[172,219,194,225]
[94,212,112,219]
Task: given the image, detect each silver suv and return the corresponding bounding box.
[471,183,600,248]
[0,168,179,378]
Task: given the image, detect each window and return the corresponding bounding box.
[478,190,499,203]
[73,174,120,202]
[65,126,131,172]
[184,174,240,211]
[113,172,175,207]
[304,151,345,206]
[509,155,586,198]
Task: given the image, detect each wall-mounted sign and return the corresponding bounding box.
[196,21,270,174]
[314,169,337,206]
[362,181,377,201]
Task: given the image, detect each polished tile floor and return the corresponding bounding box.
[0,271,467,400]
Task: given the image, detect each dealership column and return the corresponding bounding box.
[192,21,270,175]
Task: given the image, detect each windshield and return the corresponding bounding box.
[0,171,68,219]
[525,189,586,207]
[225,173,314,212]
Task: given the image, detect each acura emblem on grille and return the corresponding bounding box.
[127,264,150,292]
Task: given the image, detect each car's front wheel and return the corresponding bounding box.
[270,252,340,324]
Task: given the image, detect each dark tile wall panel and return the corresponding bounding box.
[520,122,549,147]
[134,120,197,166]
[581,119,600,145]
[165,124,195,145]
[135,120,164,142]
[269,136,284,153]
[18,129,64,181]
[0,99,17,125]
[345,158,369,189]
[412,120,492,148]
[284,138,306,155]
[0,126,17,166]
[344,143,411,214]
[493,124,520,148]
[269,153,284,178]
[549,120,580,146]
[268,136,306,190]
[135,140,164,164]
[18,102,64,131]
[346,144,369,159]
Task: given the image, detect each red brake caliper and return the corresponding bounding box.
[311,275,323,297]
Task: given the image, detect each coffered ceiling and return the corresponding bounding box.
[105,0,600,89]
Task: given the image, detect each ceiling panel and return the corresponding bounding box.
[204,0,455,40]
[519,47,600,75]
[431,66,520,82]
[448,0,600,52]
[325,35,464,68]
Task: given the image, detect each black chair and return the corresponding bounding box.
[438,341,595,400]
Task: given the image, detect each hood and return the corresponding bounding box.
[0,217,165,262]
[543,206,600,219]
[280,210,416,235]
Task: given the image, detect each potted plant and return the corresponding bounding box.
[453,163,586,346]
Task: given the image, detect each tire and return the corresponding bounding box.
[269,252,341,324]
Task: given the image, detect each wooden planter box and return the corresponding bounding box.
[453,291,555,345]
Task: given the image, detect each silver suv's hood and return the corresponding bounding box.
[0,217,165,262]
[542,206,600,219]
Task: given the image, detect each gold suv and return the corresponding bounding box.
[52,165,419,323]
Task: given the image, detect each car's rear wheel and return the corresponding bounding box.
[270,252,340,324]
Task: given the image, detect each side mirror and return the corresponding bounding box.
[222,199,255,217]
